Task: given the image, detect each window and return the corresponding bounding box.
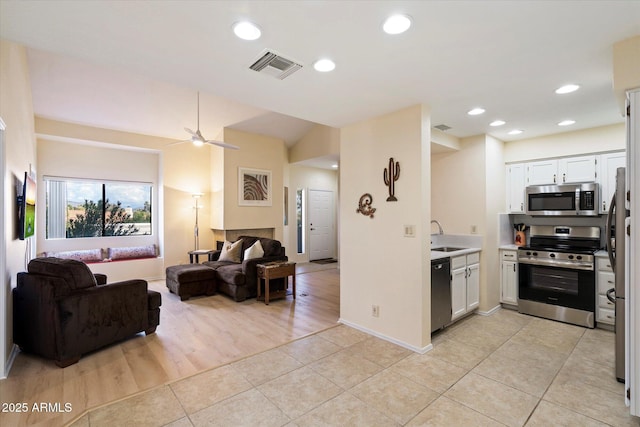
[45,177,152,239]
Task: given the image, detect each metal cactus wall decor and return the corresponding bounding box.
[356,193,376,218]
[384,157,400,201]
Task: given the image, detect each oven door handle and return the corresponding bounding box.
[517,258,594,271]
[606,287,616,304]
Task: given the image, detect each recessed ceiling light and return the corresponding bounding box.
[331,164,339,169]
[558,120,576,126]
[313,59,336,72]
[555,84,580,94]
[490,120,506,127]
[233,21,261,40]
[508,129,523,135]
[383,14,412,34]
[467,108,485,116]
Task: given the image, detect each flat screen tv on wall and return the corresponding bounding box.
[18,171,36,240]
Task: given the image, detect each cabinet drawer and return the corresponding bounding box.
[597,271,615,294]
[597,307,615,325]
[451,255,466,270]
[598,294,615,310]
[466,252,480,265]
[596,256,613,272]
[501,250,517,261]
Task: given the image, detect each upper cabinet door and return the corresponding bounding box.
[558,155,598,183]
[527,159,559,185]
[599,151,627,213]
[506,163,526,213]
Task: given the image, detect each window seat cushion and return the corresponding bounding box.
[42,249,104,264]
[107,245,157,261]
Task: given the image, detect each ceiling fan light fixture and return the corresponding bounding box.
[192,137,204,147]
[233,21,261,41]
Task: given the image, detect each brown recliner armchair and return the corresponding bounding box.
[13,257,161,367]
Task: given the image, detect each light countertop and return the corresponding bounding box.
[431,247,481,261]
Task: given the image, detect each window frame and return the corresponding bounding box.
[44,175,154,240]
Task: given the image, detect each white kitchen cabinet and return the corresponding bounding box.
[451,252,480,321]
[525,155,598,186]
[599,151,626,213]
[500,250,518,306]
[558,155,598,183]
[506,163,526,213]
[451,266,467,320]
[527,159,559,185]
[466,262,480,311]
[596,256,615,327]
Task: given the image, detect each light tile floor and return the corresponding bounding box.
[70,309,640,426]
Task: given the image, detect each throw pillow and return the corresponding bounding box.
[244,240,264,260]
[219,239,243,263]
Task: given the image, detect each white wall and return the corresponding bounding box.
[0,40,38,378]
[431,136,486,235]
[431,134,506,313]
[287,164,339,264]
[221,128,287,242]
[340,104,432,351]
[34,118,215,271]
[504,123,625,163]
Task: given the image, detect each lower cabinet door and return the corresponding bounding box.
[451,267,467,320]
[466,263,480,311]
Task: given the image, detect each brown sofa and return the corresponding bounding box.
[204,236,287,301]
[13,257,161,367]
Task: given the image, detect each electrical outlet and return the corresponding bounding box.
[471,225,477,234]
[372,305,380,317]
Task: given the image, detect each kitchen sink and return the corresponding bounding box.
[432,247,466,252]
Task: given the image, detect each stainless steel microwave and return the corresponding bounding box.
[525,183,599,216]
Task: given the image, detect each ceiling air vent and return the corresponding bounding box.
[249,50,303,80]
[434,124,452,131]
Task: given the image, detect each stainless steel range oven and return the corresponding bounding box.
[518,225,600,328]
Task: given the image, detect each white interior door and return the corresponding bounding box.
[308,189,333,261]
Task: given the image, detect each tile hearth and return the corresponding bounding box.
[70,310,637,426]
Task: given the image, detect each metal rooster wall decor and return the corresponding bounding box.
[384,157,400,201]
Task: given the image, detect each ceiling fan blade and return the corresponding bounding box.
[184,127,198,137]
[205,140,240,150]
[168,139,190,146]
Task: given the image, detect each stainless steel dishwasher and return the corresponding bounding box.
[431,257,451,333]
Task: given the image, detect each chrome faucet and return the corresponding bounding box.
[431,220,444,235]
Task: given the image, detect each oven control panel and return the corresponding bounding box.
[518,249,594,271]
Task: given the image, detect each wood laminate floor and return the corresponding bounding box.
[0,264,340,427]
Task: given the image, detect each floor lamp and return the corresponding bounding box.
[192,193,203,251]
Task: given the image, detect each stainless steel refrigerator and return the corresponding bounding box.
[606,166,628,383]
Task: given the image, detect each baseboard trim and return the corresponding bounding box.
[338,318,433,354]
[2,344,19,379]
[477,305,501,316]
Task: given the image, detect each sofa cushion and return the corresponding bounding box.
[215,264,246,286]
[238,236,282,258]
[244,240,264,260]
[219,240,243,263]
[28,257,97,292]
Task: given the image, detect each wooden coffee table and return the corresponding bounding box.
[256,262,296,305]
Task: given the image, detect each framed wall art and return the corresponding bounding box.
[238,167,272,206]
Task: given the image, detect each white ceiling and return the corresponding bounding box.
[1,1,639,163]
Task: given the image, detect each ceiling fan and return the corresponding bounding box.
[171,92,240,150]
